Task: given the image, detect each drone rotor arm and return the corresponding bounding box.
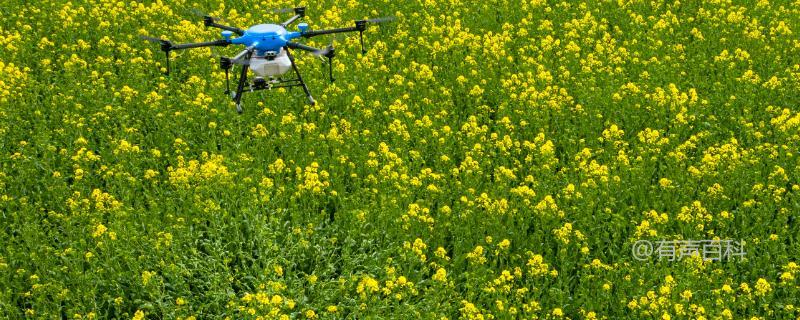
[223,46,258,65]
[203,17,245,36]
[300,26,360,38]
[281,14,303,27]
[286,41,323,53]
[300,18,392,52]
[170,39,231,50]
[209,23,245,36]
[288,41,336,82]
[301,16,393,38]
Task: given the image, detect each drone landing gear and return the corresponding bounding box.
[286,47,315,106]
[232,52,252,114]
[225,47,317,113]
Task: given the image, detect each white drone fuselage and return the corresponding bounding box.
[250,49,292,77]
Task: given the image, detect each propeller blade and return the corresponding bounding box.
[139,35,167,43]
[269,7,296,14]
[312,46,333,57]
[140,35,173,75]
[312,37,337,57]
[189,8,227,23]
[364,16,396,24]
[140,35,173,52]
[213,53,249,66]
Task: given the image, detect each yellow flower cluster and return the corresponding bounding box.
[168,153,232,186]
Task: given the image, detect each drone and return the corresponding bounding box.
[141,7,392,113]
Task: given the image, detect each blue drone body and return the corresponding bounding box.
[141,7,391,113]
[226,23,306,54]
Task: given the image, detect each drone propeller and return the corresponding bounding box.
[140,35,165,43]
[270,6,307,14]
[213,52,252,95]
[139,35,174,75]
[189,8,227,23]
[312,45,335,57]
[213,53,250,66]
[312,37,337,57]
[189,8,248,36]
[270,7,295,14]
[311,38,337,82]
[356,17,395,53]
[363,16,396,24]
[140,35,174,50]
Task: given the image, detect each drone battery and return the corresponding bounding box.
[250,50,292,77]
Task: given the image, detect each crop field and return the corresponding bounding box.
[1,0,800,319]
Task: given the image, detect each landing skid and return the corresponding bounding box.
[228,46,315,113]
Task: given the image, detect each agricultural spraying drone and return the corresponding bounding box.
[141,7,392,113]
